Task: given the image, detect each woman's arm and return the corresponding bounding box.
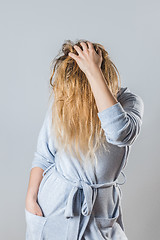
[25,100,57,215]
[68,41,144,147]
[85,66,118,112]
[86,68,144,147]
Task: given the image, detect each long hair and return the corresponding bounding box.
[48,39,121,168]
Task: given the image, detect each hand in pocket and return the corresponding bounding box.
[25,197,44,217]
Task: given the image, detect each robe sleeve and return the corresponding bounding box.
[97,87,144,147]
[30,101,57,171]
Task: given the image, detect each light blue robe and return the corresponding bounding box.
[25,86,144,240]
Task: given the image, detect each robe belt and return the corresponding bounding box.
[43,163,126,240]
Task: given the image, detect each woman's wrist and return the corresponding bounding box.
[26,191,38,202]
[85,65,102,81]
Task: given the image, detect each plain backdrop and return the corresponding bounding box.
[0,0,159,239]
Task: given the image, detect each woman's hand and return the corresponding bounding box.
[68,41,103,76]
[25,196,44,216]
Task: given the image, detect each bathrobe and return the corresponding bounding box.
[25,86,144,240]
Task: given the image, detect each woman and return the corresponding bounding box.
[25,40,144,240]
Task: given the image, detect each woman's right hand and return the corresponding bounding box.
[25,196,44,217]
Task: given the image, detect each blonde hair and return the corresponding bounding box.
[48,39,121,168]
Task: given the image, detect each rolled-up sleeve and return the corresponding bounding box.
[97,87,144,147]
[30,102,57,171]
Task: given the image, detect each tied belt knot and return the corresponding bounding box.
[64,175,126,219]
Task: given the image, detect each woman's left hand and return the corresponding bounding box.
[68,41,103,76]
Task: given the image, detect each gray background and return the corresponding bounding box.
[0,0,159,239]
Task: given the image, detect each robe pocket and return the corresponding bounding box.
[94,215,118,239]
[25,208,47,240]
